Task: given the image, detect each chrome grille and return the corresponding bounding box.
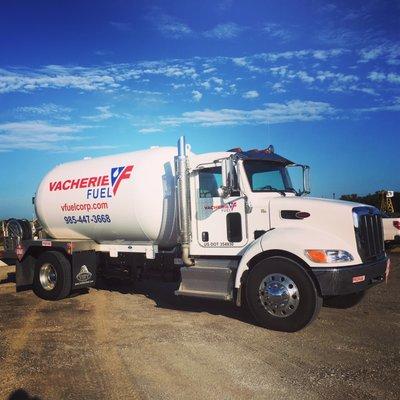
[353,207,385,262]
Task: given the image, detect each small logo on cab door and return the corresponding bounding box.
[76,265,93,283]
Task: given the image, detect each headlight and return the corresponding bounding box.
[305,249,353,263]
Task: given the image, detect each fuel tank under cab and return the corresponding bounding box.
[35,147,179,246]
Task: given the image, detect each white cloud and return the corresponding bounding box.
[264,48,346,62]
[359,47,383,62]
[349,86,376,96]
[313,50,332,60]
[171,83,186,89]
[228,84,237,94]
[204,23,244,39]
[0,120,91,152]
[243,90,259,99]
[192,90,203,101]
[139,63,197,78]
[209,77,223,85]
[232,49,346,74]
[0,49,392,103]
[387,73,400,84]
[0,121,85,134]
[94,50,113,56]
[359,43,400,65]
[138,127,163,134]
[232,57,247,67]
[15,103,72,118]
[269,67,361,93]
[368,71,386,82]
[368,72,400,84]
[271,82,286,93]
[161,100,335,127]
[0,66,120,94]
[159,20,192,38]
[270,65,289,76]
[232,57,264,72]
[297,71,315,83]
[200,77,223,91]
[356,97,400,113]
[316,71,358,83]
[0,61,199,95]
[263,23,292,42]
[83,106,115,122]
[147,12,192,39]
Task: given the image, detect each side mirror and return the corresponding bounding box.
[287,164,311,196]
[219,157,238,198]
[303,165,310,195]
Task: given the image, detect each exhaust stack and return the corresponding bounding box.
[176,136,194,266]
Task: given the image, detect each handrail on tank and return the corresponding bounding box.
[176,136,194,266]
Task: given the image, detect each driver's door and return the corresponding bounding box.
[195,166,248,252]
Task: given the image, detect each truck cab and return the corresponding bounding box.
[175,137,389,331]
[189,148,303,256]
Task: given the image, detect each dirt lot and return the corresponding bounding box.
[0,253,399,400]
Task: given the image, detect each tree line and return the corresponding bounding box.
[340,191,400,216]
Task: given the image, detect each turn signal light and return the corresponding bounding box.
[393,221,400,230]
[305,250,327,263]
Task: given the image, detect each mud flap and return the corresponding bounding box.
[72,251,98,289]
[16,255,35,291]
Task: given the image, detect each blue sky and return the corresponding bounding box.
[0,0,399,218]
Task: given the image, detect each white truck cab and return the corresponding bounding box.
[15,136,389,332]
[175,137,389,331]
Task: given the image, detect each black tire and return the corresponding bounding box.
[323,291,366,309]
[33,251,72,301]
[20,219,32,240]
[246,256,322,332]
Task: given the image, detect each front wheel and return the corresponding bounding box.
[246,256,322,332]
[33,251,72,301]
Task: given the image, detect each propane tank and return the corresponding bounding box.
[35,147,179,246]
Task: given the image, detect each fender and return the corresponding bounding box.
[235,226,361,288]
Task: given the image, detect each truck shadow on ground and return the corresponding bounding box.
[95,278,256,327]
[0,271,15,285]
[7,389,42,400]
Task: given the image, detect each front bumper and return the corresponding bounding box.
[312,257,389,296]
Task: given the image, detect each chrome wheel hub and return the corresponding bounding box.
[259,273,300,318]
[39,263,57,291]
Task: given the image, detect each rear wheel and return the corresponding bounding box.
[246,256,322,332]
[33,251,72,300]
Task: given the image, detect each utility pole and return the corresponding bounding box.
[379,190,395,214]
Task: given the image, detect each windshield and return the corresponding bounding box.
[244,160,294,193]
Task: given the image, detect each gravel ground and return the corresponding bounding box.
[0,253,399,400]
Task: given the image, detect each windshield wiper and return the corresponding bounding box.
[259,185,286,196]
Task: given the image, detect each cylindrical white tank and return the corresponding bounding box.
[35,147,179,246]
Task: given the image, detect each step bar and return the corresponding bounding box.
[175,258,238,301]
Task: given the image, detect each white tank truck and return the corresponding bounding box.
[16,137,390,331]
